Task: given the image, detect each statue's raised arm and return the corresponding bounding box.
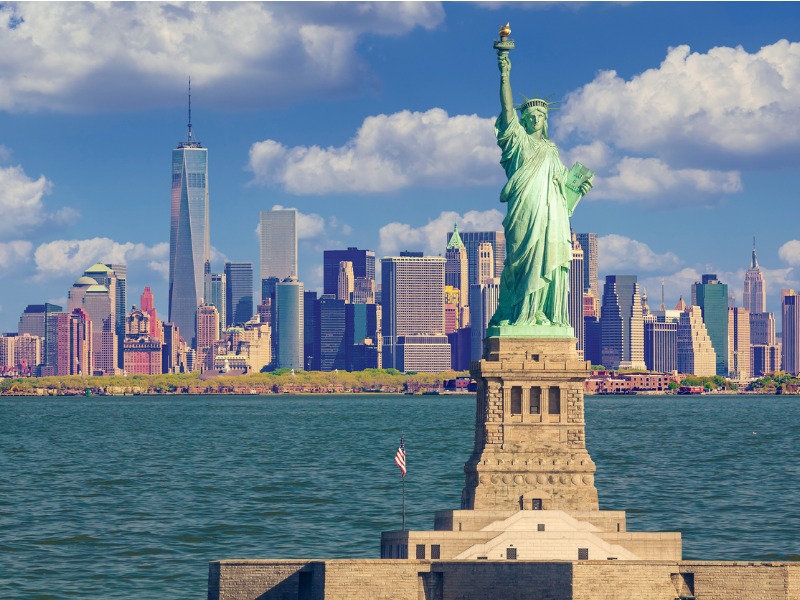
[498,51,515,129]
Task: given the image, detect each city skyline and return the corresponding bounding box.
[1,3,800,332]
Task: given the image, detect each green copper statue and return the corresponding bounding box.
[487,24,593,337]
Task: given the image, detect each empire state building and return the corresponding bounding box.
[168,85,209,348]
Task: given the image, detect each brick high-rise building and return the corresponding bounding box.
[569,232,585,359]
[678,306,716,376]
[728,306,751,381]
[323,247,374,297]
[447,230,505,290]
[337,261,354,303]
[196,304,220,371]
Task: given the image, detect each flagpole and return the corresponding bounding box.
[402,473,406,531]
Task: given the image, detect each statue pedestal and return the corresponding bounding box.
[462,336,599,512]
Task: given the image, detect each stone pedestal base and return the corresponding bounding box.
[461,336,598,512]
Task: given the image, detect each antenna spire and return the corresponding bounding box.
[187,77,193,142]
[660,276,666,312]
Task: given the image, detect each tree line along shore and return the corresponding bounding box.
[0,369,471,396]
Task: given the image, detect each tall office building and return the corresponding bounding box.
[728,306,751,381]
[469,278,501,362]
[18,303,62,344]
[782,289,800,376]
[576,233,599,298]
[477,242,495,285]
[260,209,298,283]
[123,306,163,375]
[692,274,729,376]
[600,275,645,370]
[196,304,220,371]
[318,295,347,371]
[303,291,319,370]
[323,247,375,296]
[43,309,91,377]
[750,312,776,346]
[352,277,375,304]
[169,95,209,349]
[381,255,447,371]
[345,302,380,371]
[448,230,505,289]
[337,261,354,303]
[204,272,226,335]
[140,287,163,342]
[68,275,117,375]
[743,240,766,313]
[275,277,304,370]
[678,306,716,376]
[644,316,678,372]
[225,262,254,327]
[569,232,585,358]
[445,224,468,315]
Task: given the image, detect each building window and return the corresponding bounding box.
[506,547,517,560]
[532,499,543,510]
[416,544,426,559]
[578,548,589,560]
[510,386,522,414]
[431,545,440,559]
[530,387,541,414]
[548,387,561,414]
[537,524,545,532]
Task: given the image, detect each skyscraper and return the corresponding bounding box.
[323,247,375,296]
[576,233,599,299]
[337,261,354,303]
[204,272,226,334]
[469,278,501,362]
[644,316,678,373]
[318,295,347,371]
[169,90,210,349]
[381,255,447,371]
[477,242,495,284]
[569,232,584,358]
[728,306,751,381]
[692,274,729,376]
[445,224,468,317]
[782,289,800,376]
[678,306,716,376]
[743,239,766,313]
[18,303,62,343]
[196,304,220,371]
[600,275,645,370]
[224,262,254,327]
[140,286,163,342]
[275,277,304,370]
[260,209,298,283]
[448,230,505,289]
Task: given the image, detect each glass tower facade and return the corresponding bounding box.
[692,274,729,376]
[169,137,209,349]
[224,262,254,327]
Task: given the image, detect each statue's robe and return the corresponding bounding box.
[489,114,574,327]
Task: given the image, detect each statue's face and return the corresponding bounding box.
[521,106,547,135]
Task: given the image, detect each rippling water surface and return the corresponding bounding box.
[1,393,798,598]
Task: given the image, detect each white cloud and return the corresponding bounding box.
[598,234,682,273]
[560,40,800,163]
[33,238,168,280]
[249,109,500,194]
[778,240,800,266]
[379,209,504,257]
[591,157,742,205]
[0,2,443,112]
[0,240,33,270]
[0,165,77,236]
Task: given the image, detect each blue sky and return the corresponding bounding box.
[1,1,800,332]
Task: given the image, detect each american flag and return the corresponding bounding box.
[394,435,406,477]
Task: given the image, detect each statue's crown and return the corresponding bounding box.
[517,95,559,112]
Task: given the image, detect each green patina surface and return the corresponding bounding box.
[488,27,593,338]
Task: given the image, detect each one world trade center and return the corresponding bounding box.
[169,85,209,349]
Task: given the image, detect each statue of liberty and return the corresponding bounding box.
[488,25,593,335]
